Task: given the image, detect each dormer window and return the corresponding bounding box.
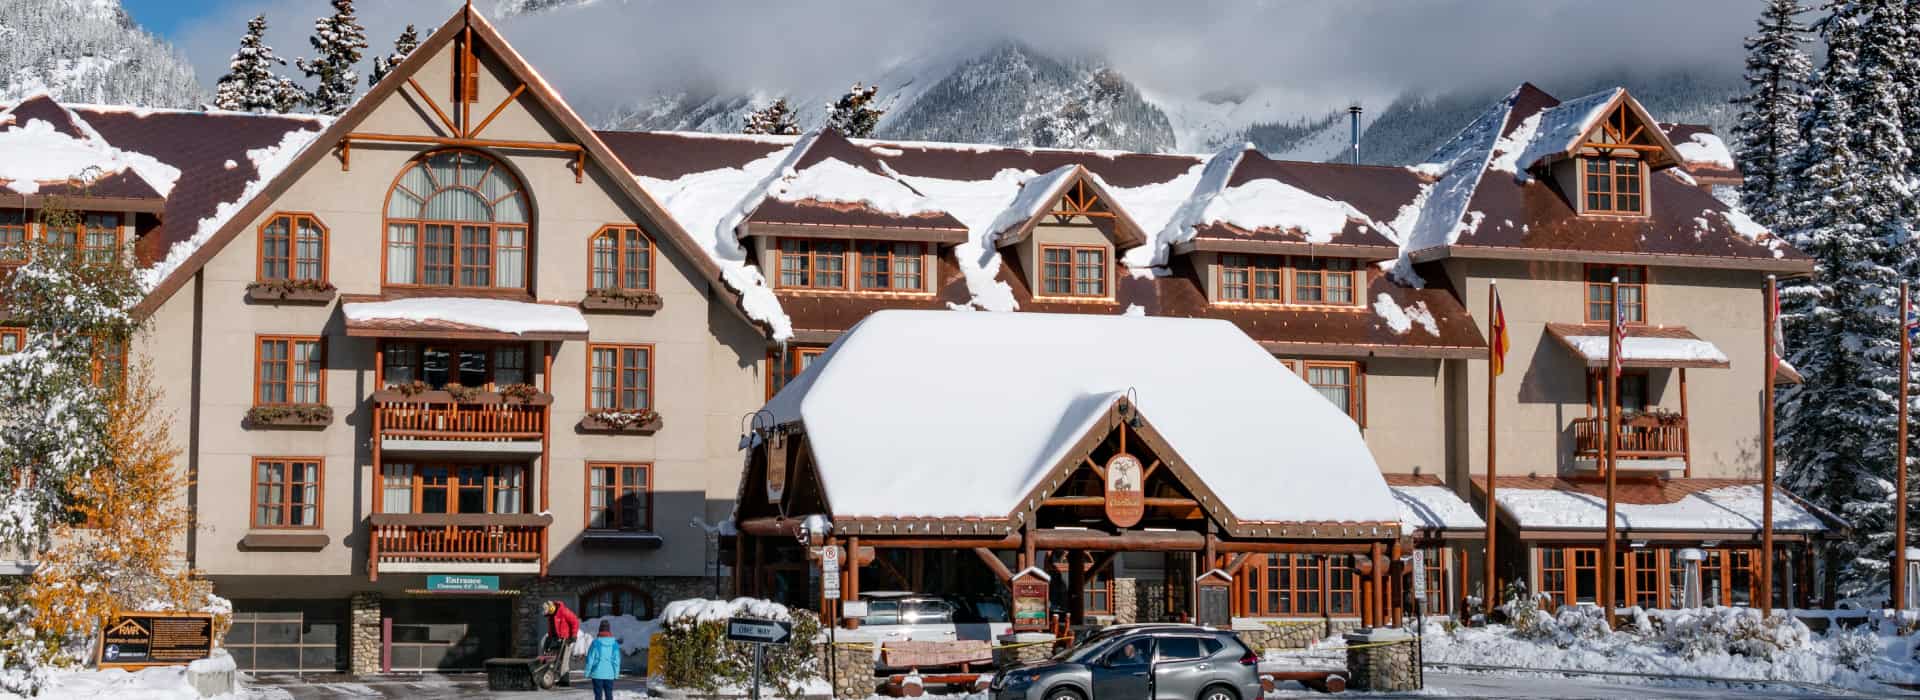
[1216,255,1363,308]
[1583,157,1643,214]
[1570,100,1664,217]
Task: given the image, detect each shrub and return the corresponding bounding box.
[654,598,821,698]
[1832,624,1882,671]
[1660,607,1810,661]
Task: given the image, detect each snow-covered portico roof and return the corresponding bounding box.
[342,297,591,341]
[762,309,1402,528]
[1545,323,1731,369]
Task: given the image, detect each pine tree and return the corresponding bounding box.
[1731,0,1813,229]
[744,98,801,135]
[211,15,301,114]
[295,0,368,116]
[825,83,885,137]
[368,24,419,88]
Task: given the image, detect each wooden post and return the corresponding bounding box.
[1390,539,1404,626]
[1485,281,1501,618]
[1679,368,1693,478]
[1370,541,1384,629]
[1603,277,1621,627]
[846,536,862,629]
[1457,546,1469,616]
[1763,276,1778,616]
[1897,281,1910,612]
[1067,551,1085,625]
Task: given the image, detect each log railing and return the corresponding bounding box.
[367,513,552,580]
[376,399,545,442]
[1571,415,1687,461]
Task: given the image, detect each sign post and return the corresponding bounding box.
[726,617,795,700]
[820,545,842,601]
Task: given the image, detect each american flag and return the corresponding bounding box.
[1610,280,1626,379]
[1906,295,1920,343]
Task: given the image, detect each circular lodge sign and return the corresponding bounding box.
[1105,453,1145,528]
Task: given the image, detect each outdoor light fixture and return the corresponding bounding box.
[798,514,832,547]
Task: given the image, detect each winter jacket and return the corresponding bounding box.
[549,602,581,641]
[584,635,622,680]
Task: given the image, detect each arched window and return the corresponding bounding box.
[580,584,653,620]
[259,213,327,283]
[384,150,529,289]
[589,226,652,291]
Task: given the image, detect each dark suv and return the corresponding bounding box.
[990,624,1260,700]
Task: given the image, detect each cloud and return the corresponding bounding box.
[172,0,1759,121]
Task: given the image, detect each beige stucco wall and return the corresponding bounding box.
[1019,218,1114,300]
[1354,357,1448,475]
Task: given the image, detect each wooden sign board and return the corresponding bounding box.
[882,640,993,668]
[765,438,789,503]
[1104,453,1145,528]
[1011,572,1051,632]
[1195,571,1233,630]
[98,611,215,669]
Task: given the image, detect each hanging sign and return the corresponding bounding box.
[1011,570,1051,632]
[98,612,214,669]
[765,436,790,504]
[427,574,500,593]
[1104,453,1146,528]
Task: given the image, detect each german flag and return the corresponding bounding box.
[1490,286,1509,376]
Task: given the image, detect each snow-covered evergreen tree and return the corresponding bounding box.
[0,0,207,108]
[1732,0,1813,228]
[295,0,368,116]
[368,24,419,88]
[212,15,302,114]
[744,97,800,135]
[826,82,885,137]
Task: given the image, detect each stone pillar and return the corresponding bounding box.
[1343,628,1419,692]
[349,592,382,676]
[1113,578,1138,625]
[824,642,876,699]
[993,632,1056,668]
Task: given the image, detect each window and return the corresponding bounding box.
[582,584,653,620]
[856,241,925,292]
[766,346,825,400]
[379,342,529,389]
[378,462,525,514]
[1538,546,1602,609]
[258,213,327,283]
[1631,549,1662,609]
[776,239,847,289]
[44,212,120,265]
[385,150,529,289]
[1039,244,1107,298]
[1084,569,1113,615]
[1419,548,1449,615]
[1155,637,1208,662]
[88,335,126,389]
[1590,370,1650,413]
[590,226,653,291]
[1326,558,1357,615]
[256,336,324,405]
[0,327,23,354]
[1585,265,1646,324]
[1293,258,1358,305]
[1219,254,1283,302]
[1240,554,1322,616]
[252,458,321,529]
[587,462,651,531]
[0,209,26,271]
[588,344,652,411]
[1583,157,1644,214]
[1303,361,1363,423]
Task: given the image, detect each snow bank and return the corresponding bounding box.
[16,651,236,700]
[137,122,328,292]
[342,297,590,335]
[1496,484,1827,532]
[662,597,796,625]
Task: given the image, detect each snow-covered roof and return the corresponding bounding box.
[1492,88,1623,176]
[342,297,590,338]
[1546,323,1730,368]
[0,94,178,198]
[763,310,1401,525]
[1494,483,1828,533]
[1392,484,1486,534]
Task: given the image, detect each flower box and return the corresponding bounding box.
[577,410,663,435]
[580,288,663,314]
[244,281,337,304]
[371,386,553,406]
[244,404,333,429]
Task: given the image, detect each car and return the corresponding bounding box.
[989,624,1260,700]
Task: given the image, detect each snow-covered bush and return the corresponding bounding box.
[1832,623,1883,671]
[654,598,821,698]
[1659,607,1811,661]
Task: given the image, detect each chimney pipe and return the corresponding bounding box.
[1348,103,1363,165]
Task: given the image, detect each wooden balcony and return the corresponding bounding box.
[373,390,548,452]
[1572,415,1688,462]
[367,513,552,580]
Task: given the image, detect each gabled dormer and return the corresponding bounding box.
[991,165,1145,302]
[1516,89,1683,218]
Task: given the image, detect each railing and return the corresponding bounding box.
[1571,415,1687,461]
[375,397,545,442]
[367,513,551,580]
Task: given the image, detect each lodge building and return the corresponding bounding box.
[0,5,1843,674]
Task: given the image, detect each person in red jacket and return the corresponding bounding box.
[544,600,581,686]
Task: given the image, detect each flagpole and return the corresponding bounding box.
[1762,275,1778,616]
[1604,277,1621,628]
[1485,282,1499,619]
[1897,281,1909,612]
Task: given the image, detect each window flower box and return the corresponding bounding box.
[245,403,333,429]
[245,280,337,304]
[577,409,662,435]
[372,384,553,406]
[580,288,663,314]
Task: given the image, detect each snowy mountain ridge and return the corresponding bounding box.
[0,0,205,109]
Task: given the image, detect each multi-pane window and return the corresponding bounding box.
[587,462,651,531]
[589,344,652,411]
[1326,558,1358,615]
[256,336,324,405]
[1585,265,1646,324]
[590,226,653,291]
[252,458,321,528]
[1219,254,1284,302]
[766,346,824,400]
[1241,554,1322,616]
[582,584,652,619]
[378,462,525,514]
[1304,361,1362,422]
[1084,570,1113,615]
[379,342,529,389]
[1538,547,1600,609]
[857,241,924,291]
[44,212,120,264]
[0,327,23,354]
[259,213,327,283]
[776,239,847,289]
[1420,548,1450,615]
[1039,245,1107,298]
[385,150,530,289]
[1584,157,1644,214]
[0,209,27,270]
[1293,258,1357,305]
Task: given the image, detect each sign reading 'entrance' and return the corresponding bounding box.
[427,574,500,592]
[98,612,215,669]
[1104,453,1146,528]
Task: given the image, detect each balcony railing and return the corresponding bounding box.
[1572,415,1687,461]
[373,389,547,442]
[367,513,552,580]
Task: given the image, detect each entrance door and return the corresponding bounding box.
[1091,636,1154,698]
[385,598,511,671]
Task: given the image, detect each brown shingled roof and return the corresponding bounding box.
[1663,123,1742,184]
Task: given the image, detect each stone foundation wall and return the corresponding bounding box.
[1113,579,1138,625]
[821,643,879,699]
[993,632,1056,668]
[1343,629,1420,692]
[349,592,380,675]
[512,575,721,655]
[1234,618,1363,651]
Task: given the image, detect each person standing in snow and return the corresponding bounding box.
[543,600,581,687]
[584,619,621,700]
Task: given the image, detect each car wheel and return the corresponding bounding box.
[1197,683,1238,700]
[1043,686,1085,700]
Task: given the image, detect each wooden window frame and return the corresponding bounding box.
[1420,547,1450,616]
[257,212,330,284]
[1084,572,1114,615]
[40,211,122,265]
[255,335,326,407]
[1215,255,1364,309]
[1579,155,1647,216]
[589,225,655,292]
[774,238,849,291]
[381,149,531,291]
[581,583,655,619]
[378,462,528,515]
[456,40,481,104]
[1281,359,1367,427]
[587,343,654,411]
[585,462,654,532]
[1038,244,1109,299]
[250,457,324,530]
[378,340,531,389]
[766,346,825,400]
[1289,257,1362,307]
[1584,264,1648,325]
[855,240,927,293]
[0,208,28,268]
[1217,254,1285,303]
[1238,553,1329,617]
[0,327,24,354]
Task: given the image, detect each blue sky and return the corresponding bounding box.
[120,0,208,40]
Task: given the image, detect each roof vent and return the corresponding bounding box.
[1347,103,1363,165]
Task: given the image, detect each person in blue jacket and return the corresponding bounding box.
[583,619,621,699]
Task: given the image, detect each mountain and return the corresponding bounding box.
[0,0,205,108]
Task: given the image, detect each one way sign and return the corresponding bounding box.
[726,617,793,645]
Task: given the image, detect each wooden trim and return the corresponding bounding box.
[1035,243,1111,300]
[1407,244,1816,274]
[0,193,165,214]
[1213,253,1365,309]
[584,462,654,532]
[1583,263,1648,325]
[471,84,527,139]
[743,222,967,245]
[1257,339,1489,360]
[253,334,326,407]
[248,456,324,530]
[1294,359,1365,425]
[585,342,655,412]
[588,224,656,292]
[772,238,849,291]
[766,345,826,401]
[1576,156,1650,217]
[1177,238,1399,259]
[852,240,931,293]
[405,78,458,135]
[255,212,330,285]
[0,327,25,353]
[375,339,534,389]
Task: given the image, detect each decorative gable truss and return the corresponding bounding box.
[991,165,1147,250]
